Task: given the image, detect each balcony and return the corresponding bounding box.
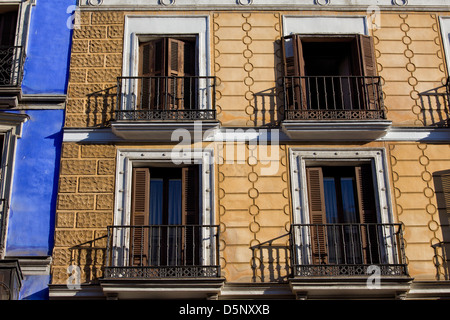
[289,223,412,299]
[101,224,224,299]
[281,76,392,141]
[111,76,220,141]
[0,46,25,108]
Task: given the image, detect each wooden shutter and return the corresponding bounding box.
[282,35,307,111]
[139,40,165,109]
[356,35,378,110]
[306,167,328,264]
[182,166,200,265]
[131,167,150,266]
[167,38,196,110]
[355,164,379,264]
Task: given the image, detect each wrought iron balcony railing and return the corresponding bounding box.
[290,223,408,277]
[116,76,216,121]
[283,76,386,121]
[104,224,221,279]
[0,46,24,88]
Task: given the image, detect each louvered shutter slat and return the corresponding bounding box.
[306,167,328,265]
[131,168,150,266]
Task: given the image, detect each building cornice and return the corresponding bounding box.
[63,125,450,143]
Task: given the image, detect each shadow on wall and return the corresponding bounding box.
[86,85,117,127]
[250,233,291,283]
[69,235,107,284]
[418,78,450,127]
[432,169,450,280]
[250,40,284,128]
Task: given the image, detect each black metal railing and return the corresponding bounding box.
[283,76,386,120]
[104,224,220,279]
[116,76,216,121]
[0,46,24,87]
[290,223,408,277]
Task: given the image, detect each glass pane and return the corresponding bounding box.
[149,179,163,224]
[323,177,338,223]
[168,179,182,265]
[168,179,182,225]
[340,177,357,223]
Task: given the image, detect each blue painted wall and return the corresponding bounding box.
[22,0,76,94]
[3,0,76,299]
[6,109,64,257]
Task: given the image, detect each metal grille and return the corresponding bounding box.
[0,46,24,87]
[104,225,221,279]
[290,223,408,277]
[116,76,216,121]
[283,76,386,120]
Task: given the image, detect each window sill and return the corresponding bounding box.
[281,119,392,141]
[111,120,220,142]
[289,276,413,300]
[99,277,226,300]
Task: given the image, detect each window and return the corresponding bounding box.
[130,165,200,267]
[282,34,383,119]
[105,149,219,279]
[289,149,407,277]
[305,164,379,265]
[137,37,197,110]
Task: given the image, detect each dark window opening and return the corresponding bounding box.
[282,34,382,115]
[138,37,197,110]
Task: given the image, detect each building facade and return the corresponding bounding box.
[0,0,75,300]
[49,0,450,300]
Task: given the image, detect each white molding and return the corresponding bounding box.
[113,148,216,266]
[288,148,396,265]
[282,15,369,36]
[439,16,450,75]
[122,15,210,80]
[78,0,450,10]
[63,126,450,143]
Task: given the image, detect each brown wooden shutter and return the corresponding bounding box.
[356,35,378,110]
[139,40,165,109]
[167,38,189,110]
[355,164,379,264]
[306,167,328,264]
[282,35,307,111]
[182,166,200,265]
[131,167,150,266]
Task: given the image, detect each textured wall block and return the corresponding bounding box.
[87,68,120,83]
[54,230,93,246]
[60,160,97,175]
[91,11,123,25]
[61,143,80,159]
[59,176,78,193]
[71,54,105,68]
[76,212,113,228]
[81,144,115,158]
[97,160,115,175]
[57,194,95,210]
[89,40,122,53]
[78,176,115,193]
[73,25,107,39]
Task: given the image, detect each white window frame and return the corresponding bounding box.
[288,148,397,265]
[282,15,368,37]
[121,15,212,111]
[112,148,216,267]
[439,16,450,75]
